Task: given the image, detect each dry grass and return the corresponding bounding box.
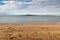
[0,23,60,40]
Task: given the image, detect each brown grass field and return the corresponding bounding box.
[0,22,60,40]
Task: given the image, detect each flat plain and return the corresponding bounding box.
[0,22,60,40]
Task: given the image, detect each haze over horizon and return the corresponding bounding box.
[0,0,60,15]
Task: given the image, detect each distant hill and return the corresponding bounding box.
[21,14,37,16]
[0,13,59,17]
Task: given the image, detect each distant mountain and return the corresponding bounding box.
[21,14,37,16]
[19,14,57,16]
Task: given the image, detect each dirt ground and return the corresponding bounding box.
[0,22,60,40]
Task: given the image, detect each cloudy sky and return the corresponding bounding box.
[0,0,60,15]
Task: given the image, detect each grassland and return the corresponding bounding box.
[0,22,60,40]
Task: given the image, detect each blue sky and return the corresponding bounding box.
[0,0,60,15]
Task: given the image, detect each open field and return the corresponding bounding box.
[0,22,60,40]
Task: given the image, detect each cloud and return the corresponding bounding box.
[0,1,32,15]
[0,0,60,15]
[0,1,18,15]
[29,0,60,15]
[33,0,48,2]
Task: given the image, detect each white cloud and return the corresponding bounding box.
[29,0,60,15]
[0,1,16,15]
[0,0,60,15]
[0,4,9,12]
[0,1,32,15]
[33,0,48,2]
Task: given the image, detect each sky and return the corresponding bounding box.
[0,0,60,15]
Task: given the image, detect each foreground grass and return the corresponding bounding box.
[0,23,60,40]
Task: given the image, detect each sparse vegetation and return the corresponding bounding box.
[0,23,60,40]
